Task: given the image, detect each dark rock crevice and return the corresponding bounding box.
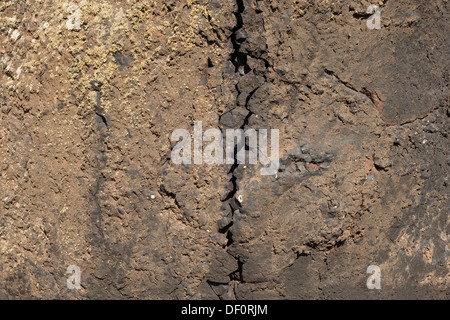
[216,0,271,295]
[219,0,269,238]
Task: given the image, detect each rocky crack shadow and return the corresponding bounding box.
[211,0,270,298]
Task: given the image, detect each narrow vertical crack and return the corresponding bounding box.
[217,0,270,291]
[219,0,269,243]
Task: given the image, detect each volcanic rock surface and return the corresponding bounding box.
[0,0,448,299]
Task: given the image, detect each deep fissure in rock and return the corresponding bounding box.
[216,0,270,289]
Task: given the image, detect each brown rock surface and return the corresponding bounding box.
[0,0,448,299]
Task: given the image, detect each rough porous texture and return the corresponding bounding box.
[0,0,448,299]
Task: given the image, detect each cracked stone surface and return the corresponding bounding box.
[0,0,448,299]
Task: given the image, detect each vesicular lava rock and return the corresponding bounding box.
[0,0,448,299]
